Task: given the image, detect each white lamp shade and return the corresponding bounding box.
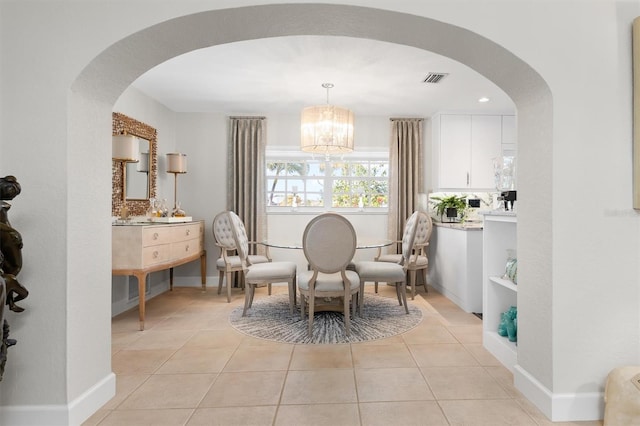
[112,134,140,162]
[137,152,149,172]
[301,105,354,155]
[166,152,187,173]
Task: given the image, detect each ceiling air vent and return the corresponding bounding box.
[423,73,448,84]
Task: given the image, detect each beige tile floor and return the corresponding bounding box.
[84,284,603,426]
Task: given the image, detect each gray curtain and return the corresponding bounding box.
[388,118,424,247]
[228,116,267,256]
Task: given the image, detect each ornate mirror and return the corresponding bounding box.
[112,112,157,216]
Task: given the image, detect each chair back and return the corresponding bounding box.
[400,211,421,265]
[414,212,433,246]
[303,213,357,274]
[212,211,237,250]
[226,211,250,264]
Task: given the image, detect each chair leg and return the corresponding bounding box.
[352,294,357,318]
[395,282,402,305]
[374,281,379,293]
[248,283,256,306]
[300,293,305,319]
[421,268,428,293]
[242,284,252,316]
[400,281,409,314]
[226,271,233,303]
[308,294,315,336]
[217,270,224,295]
[360,279,364,316]
[268,283,272,296]
[288,279,295,314]
[343,293,351,336]
[409,270,417,300]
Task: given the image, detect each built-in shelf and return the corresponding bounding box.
[482,213,517,371]
[489,276,518,292]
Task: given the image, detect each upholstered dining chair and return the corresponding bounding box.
[373,211,432,299]
[355,210,422,314]
[224,211,297,316]
[213,211,271,303]
[298,213,360,336]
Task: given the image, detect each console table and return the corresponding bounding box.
[112,220,206,330]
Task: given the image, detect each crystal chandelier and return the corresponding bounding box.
[301,83,354,158]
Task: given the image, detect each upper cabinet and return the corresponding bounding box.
[432,113,516,191]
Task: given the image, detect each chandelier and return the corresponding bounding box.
[301,83,354,158]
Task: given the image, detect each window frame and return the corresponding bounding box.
[265,149,389,214]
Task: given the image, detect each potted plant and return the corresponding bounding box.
[430,194,468,222]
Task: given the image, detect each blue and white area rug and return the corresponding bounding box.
[229,293,423,344]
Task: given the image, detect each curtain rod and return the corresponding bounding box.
[229,116,266,120]
[389,117,424,121]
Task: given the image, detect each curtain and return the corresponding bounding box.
[228,116,267,256]
[388,118,424,248]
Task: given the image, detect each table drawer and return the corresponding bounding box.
[170,237,201,261]
[142,226,173,247]
[143,243,171,266]
[171,223,202,242]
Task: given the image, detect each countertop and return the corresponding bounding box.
[433,221,483,231]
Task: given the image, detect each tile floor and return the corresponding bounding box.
[84,284,603,426]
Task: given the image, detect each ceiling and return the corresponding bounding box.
[131,35,515,117]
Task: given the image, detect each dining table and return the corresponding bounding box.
[258,239,394,313]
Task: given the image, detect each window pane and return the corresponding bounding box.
[330,162,351,176]
[266,162,286,176]
[307,161,324,177]
[285,162,306,176]
[305,193,324,206]
[370,162,388,177]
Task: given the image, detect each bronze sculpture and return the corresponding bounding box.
[0,175,28,312]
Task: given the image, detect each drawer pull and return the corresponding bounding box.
[186,229,191,236]
[153,232,159,240]
[185,244,190,252]
[153,251,159,259]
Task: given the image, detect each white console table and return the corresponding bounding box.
[112,220,206,330]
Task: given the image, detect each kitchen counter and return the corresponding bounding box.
[433,221,483,231]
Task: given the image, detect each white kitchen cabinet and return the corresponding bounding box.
[428,223,484,313]
[433,113,514,190]
[482,212,517,371]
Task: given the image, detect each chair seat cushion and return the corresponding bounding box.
[377,254,428,267]
[356,261,406,282]
[245,261,296,282]
[297,270,360,292]
[216,255,270,269]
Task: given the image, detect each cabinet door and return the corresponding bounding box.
[470,115,502,189]
[439,114,472,188]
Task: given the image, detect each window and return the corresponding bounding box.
[266,153,389,211]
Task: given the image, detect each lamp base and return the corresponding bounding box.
[119,205,130,221]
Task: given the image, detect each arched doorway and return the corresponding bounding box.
[71,2,552,417]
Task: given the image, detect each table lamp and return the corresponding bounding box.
[166,152,187,216]
[112,133,140,220]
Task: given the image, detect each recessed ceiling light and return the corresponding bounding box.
[478,97,490,103]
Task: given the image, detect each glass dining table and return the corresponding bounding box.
[258,239,394,313]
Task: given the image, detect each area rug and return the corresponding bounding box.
[228,293,423,344]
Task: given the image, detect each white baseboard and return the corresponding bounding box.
[0,373,116,426]
[514,364,604,421]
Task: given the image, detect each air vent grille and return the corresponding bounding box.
[423,73,448,83]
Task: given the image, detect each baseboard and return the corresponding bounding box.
[0,372,116,426]
[514,364,604,421]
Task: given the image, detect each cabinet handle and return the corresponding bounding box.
[466,172,470,186]
[186,229,191,236]
[185,244,190,252]
[153,232,159,240]
[153,251,159,259]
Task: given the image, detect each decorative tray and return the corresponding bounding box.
[150,216,193,223]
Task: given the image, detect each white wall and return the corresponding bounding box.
[0,1,638,423]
